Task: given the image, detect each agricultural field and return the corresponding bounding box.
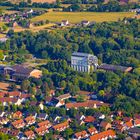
[31,11,135,23]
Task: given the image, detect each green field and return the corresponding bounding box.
[31,12,135,23]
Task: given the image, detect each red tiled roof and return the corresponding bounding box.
[20,94,32,99]
[24,130,35,138]
[84,116,95,123]
[74,130,88,138]
[134,119,140,125]
[35,127,48,135]
[12,119,25,128]
[90,130,116,140]
[38,120,51,128]
[125,121,133,128]
[0,92,7,97]
[53,121,69,131]
[0,97,18,103]
[8,91,20,97]
[100,121,110,128]
[14,111,22,116]
[88,127,98,135]
[25,116,35,123]
[66,100,108,109]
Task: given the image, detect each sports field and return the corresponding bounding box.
[31,12,134,23]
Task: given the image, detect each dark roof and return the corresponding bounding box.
[128,127,140,134]
[12,65,33,75]
[98,64,133,72]
[38,113,48,118]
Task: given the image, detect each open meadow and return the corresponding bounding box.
[31,11,135,23]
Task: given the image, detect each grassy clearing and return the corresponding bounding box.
[14,23,55,32]
[31,11,135,23]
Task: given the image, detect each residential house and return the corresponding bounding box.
[46,97,65,107]
[100,121,112,130]
[81,20,90,26]
[24,130,35,139]
[24,112,37,118]
[53,121,69,132]
[12,119,25,129]
[38,120,52,129]
[66,100,108,110]
[73,130,89,140]
[88,127,98,135]
[84,116,95,123]
[124,120,134,130]
[116,124,125,132]
[8,91,21,97]
[25,116,36,126]
[0,97,22,106]
[49,90,55,96]
[134,119,140,127]
[56,93,71,101]
[35,127,49,136]
[13,111,22,119]
[0,117,9,124]
[61,20,69,26]
[0,128,9,134]
[37,113,48,120]
[8,129,20,138]
[90,130,116,140]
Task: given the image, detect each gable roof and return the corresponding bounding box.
[84,116,95,123]
[90,130,116,140]
[24,130,35,137]
[74,130,88,138]
[88,127,97,135]
[56,93,71,100]
[66,100,108,109]
[38,120,51,127]
[53,121,69,130]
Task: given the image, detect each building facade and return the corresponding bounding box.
[71,52,98,73]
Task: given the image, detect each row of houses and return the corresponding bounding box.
[1,108,140,139]
[0,9,46,23]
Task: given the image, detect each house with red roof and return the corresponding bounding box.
[12,119,25,129]
[13,111,22,119]
[100,121,112,130]
[88,127,98,135]
[124,120,134,130]
[90,130,116,140]
[38,120,52,128]
[8,91,21,98]
[134,119,140,127]
[25,116,36,126]
[73,130,89,140]
[84,116,95,123]
[65,100,108,110]
[53,121,69,132]
[35,127,49,136]
[24,130,35,139]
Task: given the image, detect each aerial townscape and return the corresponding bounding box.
[0,0,140,140]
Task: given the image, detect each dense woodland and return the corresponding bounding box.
[0,18,140,118]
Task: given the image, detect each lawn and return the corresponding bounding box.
[31,11,135,23]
